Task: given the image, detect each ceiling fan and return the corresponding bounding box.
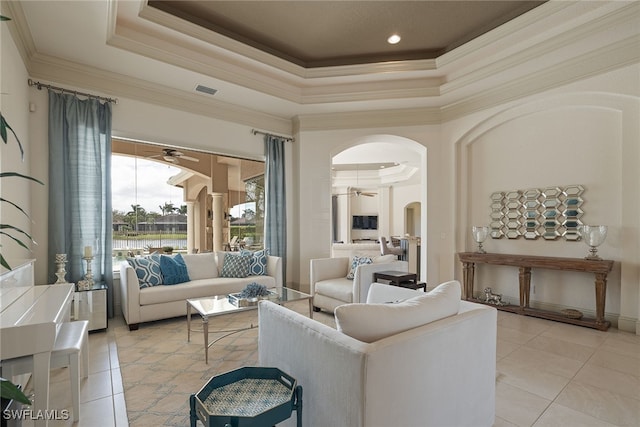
[147,148,199,164]
[335,189,377,197]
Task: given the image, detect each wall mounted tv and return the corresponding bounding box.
[352,215,378,230]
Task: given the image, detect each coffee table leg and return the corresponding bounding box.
[187,302,191,342]
[308,297,313,319]
[203,315,209,364]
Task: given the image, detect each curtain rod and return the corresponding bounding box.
[251,129,294,142]
[28,79,118,104]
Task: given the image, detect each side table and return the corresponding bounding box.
[73,282,107,332]
[373,270,426,291]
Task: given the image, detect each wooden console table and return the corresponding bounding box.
[457,252,614,331]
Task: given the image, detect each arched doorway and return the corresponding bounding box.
[330,135,427,279]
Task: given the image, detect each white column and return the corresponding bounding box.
[212,194,224,252]
[186,201,195,253]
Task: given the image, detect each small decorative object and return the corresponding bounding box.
[82,249,95,288]
[472,226,490,253]
[77,279,91,291]
[239,283,270,299]
[560,308,583,319]
[578,225,607,260]
[228,283,277,307]
[54,253,68,284]
[483,287,506,306]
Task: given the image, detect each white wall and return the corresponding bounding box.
[1,22,34,270]
[446,64,640,331]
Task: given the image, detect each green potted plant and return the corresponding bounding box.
[1,14,39,407]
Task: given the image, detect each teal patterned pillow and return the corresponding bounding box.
[220,252,251,278]
[127,254,163,288]
[159,253,190,285]
[346,255,373,280]
[240,249,269,276]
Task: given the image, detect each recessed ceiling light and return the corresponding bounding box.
[387,34,401,45]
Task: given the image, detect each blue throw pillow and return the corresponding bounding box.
[127,254,163,288]
[159,253,190,285]
[220,252,251,278]
[240,249,269,276]
[346,255,373,280]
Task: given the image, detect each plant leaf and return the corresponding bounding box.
[1,378,32,405]
[0,197,32,220]
[0,252,12,270]
[0,171,44,185]
[0,113,25,159]
[0,16,11,22]
[0,225,34,249]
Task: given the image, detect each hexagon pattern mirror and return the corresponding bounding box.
[489,185,584,240]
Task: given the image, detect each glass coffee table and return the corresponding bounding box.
[187,287,312,364]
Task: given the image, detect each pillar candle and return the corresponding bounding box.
[84,246,93,258]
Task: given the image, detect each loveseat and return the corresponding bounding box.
[120,251,282,330]
[259,281,497,427]
[310,255,408,312]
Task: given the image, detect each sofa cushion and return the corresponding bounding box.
[220,252,251,278]
[346,255,373,279]
[181,253,218,280]
[159,253,190,285]
[335,280,461,343]
[127,254,163,288]
[139,275,277,306]
[373,254,397,263]
[240,249,269,276]
[315,277,353,303]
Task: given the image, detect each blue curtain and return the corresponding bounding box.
[264,135,286,283]
[47,90,114,317]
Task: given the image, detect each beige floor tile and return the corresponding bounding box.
[496,381,551,426]
[493,416,519,427]
[113,393,129,427]
[497,338,521,359]
[497,357,572,400]
[111,368,124,395]
[525,334,596,363]
[586,349,640,378]
[505,346,584,379]
[89,349,112,374]
[498,313,555,335]
[599,336,640,360]
[77,396,115,427]
[573,363,640,401]
[498,325,537,345]
[80,370,114,403]
[541,323,608,348]
[555,381,640,426]
[532,403,617,427]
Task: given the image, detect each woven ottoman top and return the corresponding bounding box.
[202,378,292,417]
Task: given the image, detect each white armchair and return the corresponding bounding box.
[310,256,408,312]
[258,281,497,427]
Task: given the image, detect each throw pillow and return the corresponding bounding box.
[181,253,218,280]
[335,280,462,343]
[240,249,269,276]
[373,254,397,264]
[220,252,251,278]
[127,254,163,288]
[159,253,190,285]
[346,255,373,280]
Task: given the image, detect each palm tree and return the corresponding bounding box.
[126,204,146,232]
[178,204,187,215]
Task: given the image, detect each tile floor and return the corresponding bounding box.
[16,311,640,426]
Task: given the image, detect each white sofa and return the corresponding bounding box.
[120,252,282,330]
[259,282,497,427]
[310,256,408,312]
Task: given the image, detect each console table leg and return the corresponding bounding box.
[462,262,475,300]
[519,267,531,309]
[595,273,607,325]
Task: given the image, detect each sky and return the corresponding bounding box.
[111,155,184,214]
[111,154,254,217]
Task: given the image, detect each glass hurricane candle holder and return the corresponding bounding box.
[472,226,490,253]
[578,225,607,260]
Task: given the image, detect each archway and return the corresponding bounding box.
[330,135,427,279]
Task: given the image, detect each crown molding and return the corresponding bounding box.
[1,1,37,66]
[27,53,293,135]
[441,35,640,122]
[296,107,441,131]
